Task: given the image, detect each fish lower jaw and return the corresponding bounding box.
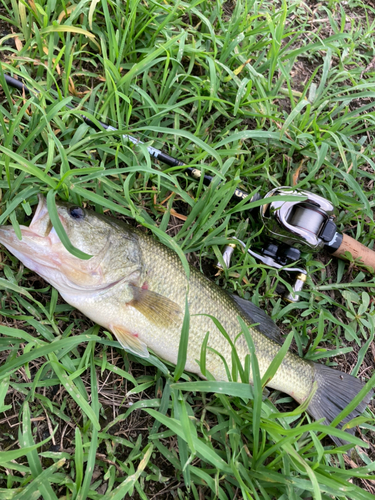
[0,246,61,283]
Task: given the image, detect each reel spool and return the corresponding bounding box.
[261,187,338,252]
[288,204,326,236]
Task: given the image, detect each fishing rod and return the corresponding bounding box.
[2,73,251,201]
[2,73,375,301]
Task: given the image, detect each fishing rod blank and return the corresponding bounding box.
[2,73,251,201]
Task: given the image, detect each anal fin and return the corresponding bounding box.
[110,324,149,359]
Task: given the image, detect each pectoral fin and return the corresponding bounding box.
[111,324,150,358]
[129,284,182,328]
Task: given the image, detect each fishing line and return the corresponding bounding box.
[288,206,325,235]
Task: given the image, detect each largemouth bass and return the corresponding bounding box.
[0,195,371,444]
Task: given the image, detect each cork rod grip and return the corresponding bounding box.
[332,233,375,272]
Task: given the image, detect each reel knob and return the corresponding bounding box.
[215,243,236,271]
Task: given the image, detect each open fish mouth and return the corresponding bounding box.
[29,194,48,226]
[0,195,62,277]
[26,194,53,238]
[0,196,121,292]
[0,194,54,242]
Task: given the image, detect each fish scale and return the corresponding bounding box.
[138,233,314,395]
[0,194,371,446]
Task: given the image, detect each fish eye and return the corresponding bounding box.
[69,206,85,220]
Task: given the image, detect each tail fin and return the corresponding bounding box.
[307,364,373,447]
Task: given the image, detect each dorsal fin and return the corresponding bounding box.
[230,294,283,345]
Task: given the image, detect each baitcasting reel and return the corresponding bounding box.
[217,187,375,302]
[260,187,341,253]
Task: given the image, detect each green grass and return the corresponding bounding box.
[0,0,375,498]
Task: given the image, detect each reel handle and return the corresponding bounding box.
[332,233,375,272]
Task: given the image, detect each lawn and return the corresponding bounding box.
[0,0,375,498]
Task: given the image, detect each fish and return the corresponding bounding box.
[0,195,372,445]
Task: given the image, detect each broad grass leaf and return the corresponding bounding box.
[14,458,66,500]
[174,295,190,381]
[46,190,92,259]
[145,409,232,474]
[171,380,253,399]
